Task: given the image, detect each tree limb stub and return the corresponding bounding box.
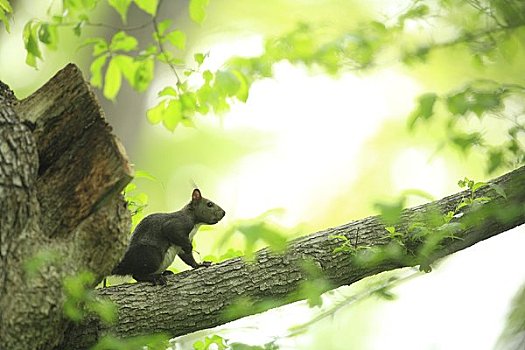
[14,63,134,238]
[61,165,525,349]
[0,64,133,350]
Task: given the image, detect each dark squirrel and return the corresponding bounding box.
[111,188,225,285]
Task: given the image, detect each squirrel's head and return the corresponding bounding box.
[189,188,225,225]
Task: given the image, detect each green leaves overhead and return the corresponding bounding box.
[84,30,156,100]
[408,81,523,174]
[145,66,251,131]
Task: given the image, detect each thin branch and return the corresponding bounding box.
[151,0,182,89]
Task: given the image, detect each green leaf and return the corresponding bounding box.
[134,0,158,16]
[231,69,249,102]
[158,86,178,97]
[471,91,502,117]
[180,92,198,117]
[202,70,213,83]
[73,20,85,37]
[298,260,332,307]
[38,23,59,50]
[165,30,186,50]
[189,0,209,24]
[88,299,117,325]
[456,200,471,211]
[157,19,172,35]
[489,183,507,200]
[63,271,94,299]
[81,37,109,56]
[458,177,473,189]
[408,93,437,130]
[110,31,138,52]
[446,91,469,115]
[103,57,122,100]
[133,58,154,92]
[472,181,487,193]
[487,149,504,174]
[193,335,227,350]
[374,198,405,226]
[385,226,396,235]
[0,0,12,32]
[113,54,135,83]
[23,21,42,68]
[64,0,98,11]
[134,170,158,181]
[0,8,11,32]
[147,101,165,124]
[450,131,483,152]
[0,0,13,12]
[215,70,241,96]
[90,54,108,88]
[400,4,429,22]
[194,52,205,65]
[108,0,132,23]
[163,99,183,131]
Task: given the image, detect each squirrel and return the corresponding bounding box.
[111,188,225,285]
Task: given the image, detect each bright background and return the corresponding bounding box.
[1,1,524,349]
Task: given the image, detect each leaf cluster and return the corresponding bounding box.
[333,176,507,273]
[409,81,525,174]
[62,271,117,324]
[216,209,289,261]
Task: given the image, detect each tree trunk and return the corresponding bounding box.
[61,165,525,349]
[0,64,133,350]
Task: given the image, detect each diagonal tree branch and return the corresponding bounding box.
[59,165,525,349]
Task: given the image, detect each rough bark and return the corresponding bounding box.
[60,165,525,349]
[0,64,132,350]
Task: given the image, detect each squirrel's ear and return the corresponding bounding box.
[192,189,202,201]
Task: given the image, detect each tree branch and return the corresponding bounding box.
[60,165,525,349]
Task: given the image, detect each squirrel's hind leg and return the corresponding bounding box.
[133,273,168,286]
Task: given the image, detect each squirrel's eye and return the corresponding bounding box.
[207,202,213,207]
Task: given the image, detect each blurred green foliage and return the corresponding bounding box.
[409,80,525,174]
[216,209,288,260]
[63,271,117,324]
[90,333,170,350]
[0,0,12,32]
[193,335,227,350]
